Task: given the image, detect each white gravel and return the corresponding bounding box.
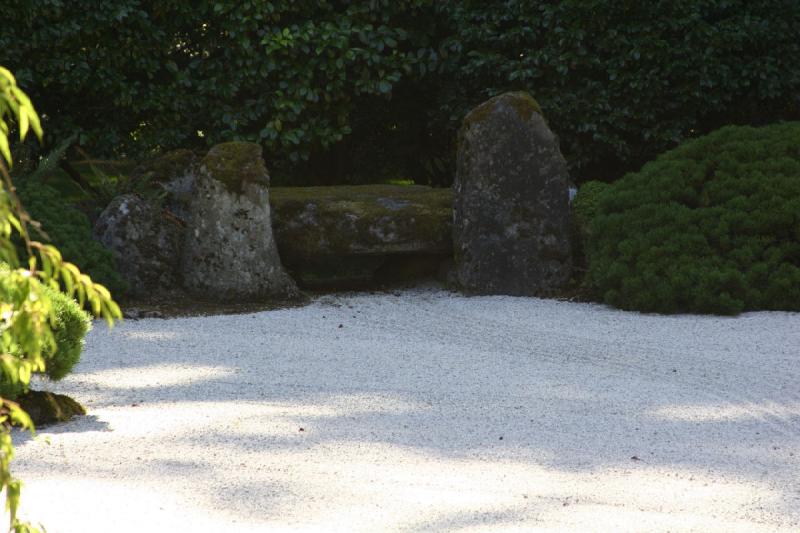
[12,287,800,532]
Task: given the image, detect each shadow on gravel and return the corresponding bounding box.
[22,291,800,529]
[13,415,111,446]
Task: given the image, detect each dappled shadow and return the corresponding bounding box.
[13,414,111,446]
[14,289,800,530]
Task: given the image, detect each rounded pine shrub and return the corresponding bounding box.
[44,283,92,381]
[571,180,611,273]
[16,179,127,296]
[0,266,92,398]
[573,181,611,241]
[583,122,800,315]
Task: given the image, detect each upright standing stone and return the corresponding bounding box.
[453,92,572,295]
[181,142,299,301]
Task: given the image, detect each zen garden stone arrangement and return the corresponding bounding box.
[2,7,799,526]
[95,92,576,304]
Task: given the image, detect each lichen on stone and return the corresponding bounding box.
[201,142,269,194]
[462,91,543,129]
[269,184,453,287]
[458,92,544,154]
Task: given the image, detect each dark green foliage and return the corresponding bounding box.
[1,2,797,185]
[572,180,611,271]
[582,122,800,315]
[16,180,127,295]
[0,1,433,165]
[573,181,610,237]
[436,0,800,183]
[0,268,92,398]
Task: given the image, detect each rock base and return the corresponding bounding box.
[18,390,86,426]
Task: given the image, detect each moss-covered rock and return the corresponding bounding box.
[463,91,543,127]
[18,390,86,426]
[94,193,184,299]
[182,144,299,301]
[201,142,269,193]
[270,185,453,287]
[454,91,573,296]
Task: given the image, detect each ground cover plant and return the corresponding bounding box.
[578,122,800,315]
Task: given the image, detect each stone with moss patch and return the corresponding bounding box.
[95,193,183,298]
[201,142,269,194]
[134,149,198,181]
[18,390,86,426]
[464,91,542,127]
[182,144,299,301]
[270,185,453,287]
[453,91,572,296]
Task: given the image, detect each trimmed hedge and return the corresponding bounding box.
[0,267,92,398]
[580,122,800,314]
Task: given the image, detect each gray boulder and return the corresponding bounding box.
[94,194,183,298]
[181,142,299,301]
[452,91,572,295]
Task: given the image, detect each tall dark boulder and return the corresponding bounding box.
[452,92,572,295]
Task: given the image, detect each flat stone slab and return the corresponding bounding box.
[270,185,452,287]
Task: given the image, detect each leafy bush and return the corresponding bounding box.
[16,179,127,296]
[435,0,800,184]
[3,1,797,186]
[573,181,611,241]
[0,1,433,165]
[0,267,92,398]
[1,65,120,531]
[582,122,800,315]
[40,284,92,382]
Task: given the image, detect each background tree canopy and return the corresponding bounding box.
[2,0,798,185]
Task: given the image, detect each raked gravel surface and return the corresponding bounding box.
[12,287,800,532]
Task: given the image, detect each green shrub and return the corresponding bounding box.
[571,180,611,271]
[573,181,611,240]
[583,122,800,315]
[2,64,120,531]
[0,1,433,165]
[16,179,127,296]
[0,266,92,398]
[44,284,93,381]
